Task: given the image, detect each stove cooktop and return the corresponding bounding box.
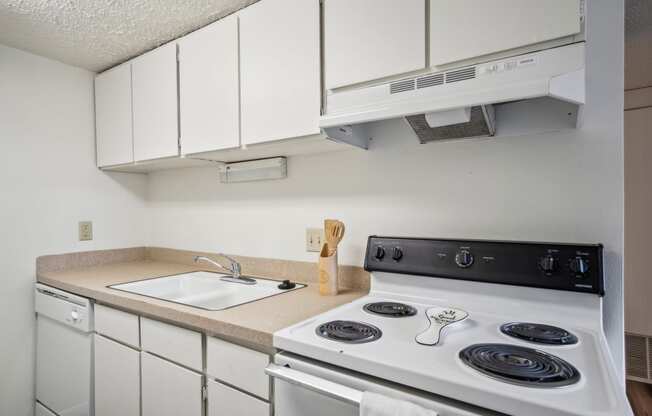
[314,302,583,388]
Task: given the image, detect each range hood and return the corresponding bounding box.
[321,43,586,149]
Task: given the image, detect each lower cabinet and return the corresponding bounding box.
[207,379,270,416]
[141,352,203,416]
[94,335,140,416]
[93,305,272,416]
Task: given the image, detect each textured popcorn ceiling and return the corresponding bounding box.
[0,0,258,72]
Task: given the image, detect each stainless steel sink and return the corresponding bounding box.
[109,271,305,311]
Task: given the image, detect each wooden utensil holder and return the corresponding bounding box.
[318,244,338,296]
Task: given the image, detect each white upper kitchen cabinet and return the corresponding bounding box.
[239,0,321,146]
[323,0,426,90]
[95,63,133,167]
[429,0,582,67]
[178,14,240,154]
[132,42,179,162]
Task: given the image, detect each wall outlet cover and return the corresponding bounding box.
[306,228,324,252]
[79,221,93,241]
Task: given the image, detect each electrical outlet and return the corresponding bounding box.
[306,228,324,252]
[79,221,93,241]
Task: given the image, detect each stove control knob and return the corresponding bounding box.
[455,250,474,268]
[374,246,385,260]
[569,257,590,277]
[391,247,403,262]
[539,255,558,274]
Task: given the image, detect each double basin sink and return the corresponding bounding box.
[110,271,304,311]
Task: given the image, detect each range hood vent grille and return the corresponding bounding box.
[390,66,477,96]
[416,73,444,89]
[445,67,476,83]
[389,79,415,94]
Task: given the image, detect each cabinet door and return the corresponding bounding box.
[206,336,270,400]
[132,42,179,161]
[95,63,133,167]
[141,352,202,416]
[429,0,582,67]
[94,335,140,416]
[179,15,239,154]
[323,0,426,89]
[207,379,269,416]
[239,0,321,145]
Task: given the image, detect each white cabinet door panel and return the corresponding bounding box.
[141,352,202,416]
[207,379,269,416]
[179,14,240,154]
[95,63,133,167]
[94,335,140,416]
[323,0,426,89]
[132,42,179,161]
[429,0,582,66]
[206,336,270,399]
[239,0,321,145]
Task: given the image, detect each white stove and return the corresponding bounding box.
[270,237,633,416]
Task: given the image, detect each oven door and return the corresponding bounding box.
[268,353,502,416]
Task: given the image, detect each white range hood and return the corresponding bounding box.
[321,42,586,149]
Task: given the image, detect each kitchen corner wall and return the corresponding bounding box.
[147,0,625,381]
[0,45,148,416]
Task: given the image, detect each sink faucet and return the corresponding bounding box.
[193,254,256,285]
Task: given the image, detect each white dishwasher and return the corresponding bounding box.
[35,283,93,416]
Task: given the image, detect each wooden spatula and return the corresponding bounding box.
[324,219,345,256]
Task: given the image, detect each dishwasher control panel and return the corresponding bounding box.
[35,284,92,332]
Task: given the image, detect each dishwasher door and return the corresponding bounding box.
[269,353,501,416]
[35,284,93,416]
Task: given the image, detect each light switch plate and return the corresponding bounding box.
[79,221,93,241]
[306,228,324,252]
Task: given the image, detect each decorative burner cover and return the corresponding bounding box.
[459,343,580,387]
[363,302,417,318]
[500,322,579,345]
[316,321,382,344]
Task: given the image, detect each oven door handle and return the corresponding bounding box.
[265,363,363,406]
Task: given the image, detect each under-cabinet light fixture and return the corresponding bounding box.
[218,157,287,183]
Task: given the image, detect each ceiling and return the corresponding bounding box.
[0,0,258,72]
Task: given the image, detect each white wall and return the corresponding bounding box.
[148,0,625,377]
[0,45,148,416]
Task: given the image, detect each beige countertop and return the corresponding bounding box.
[37,252,368,352]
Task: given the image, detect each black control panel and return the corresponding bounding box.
[364,236,604,295]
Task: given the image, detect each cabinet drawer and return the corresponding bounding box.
[207,378,269,416]
[206,337,270,399]
[140,317,202,371]
[94,304,140,348]
[94,335,140,416]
